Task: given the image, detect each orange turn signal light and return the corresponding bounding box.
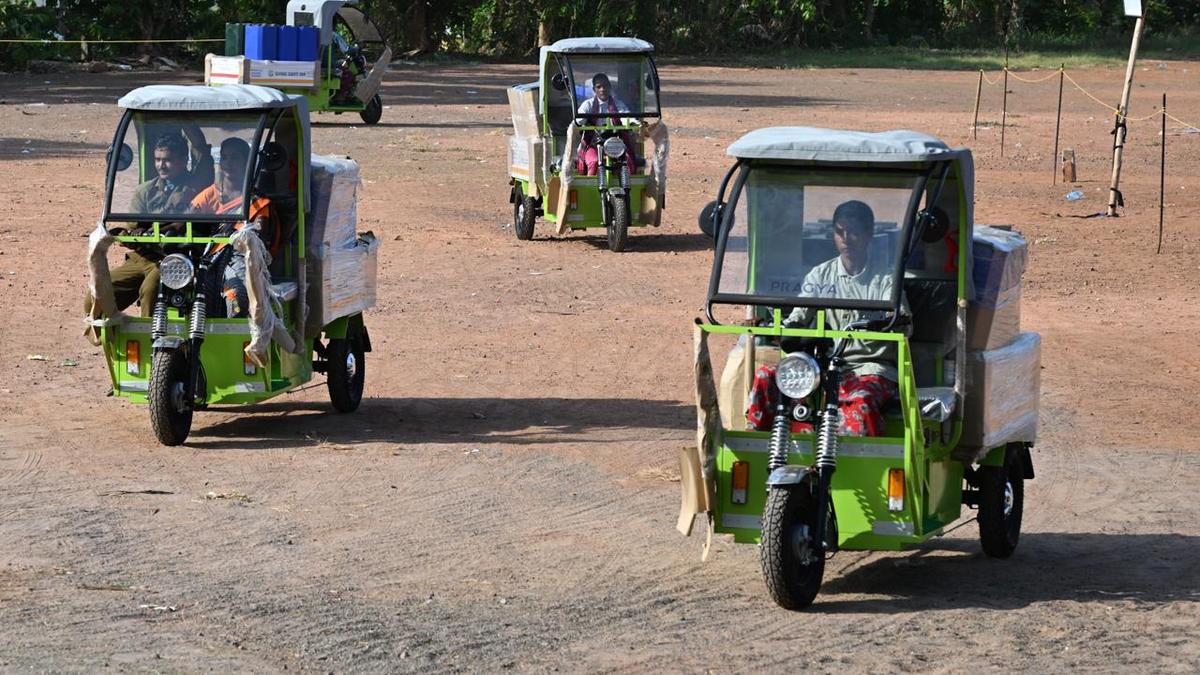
[887,468,905,512]
[125,340,140,376]
[731,461,749,505]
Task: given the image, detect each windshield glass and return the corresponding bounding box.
[714,167,923,309]
[564,54,659,119]
[106,111,265,222]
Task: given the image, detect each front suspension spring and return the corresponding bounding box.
[767,404,791,472]
[150,293,168,341]
[815,404,840,472]
[188,294,207,340]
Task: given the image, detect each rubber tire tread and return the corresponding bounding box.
[978,446,1024,558]
[327,328,365,413]
[514,194,536,241]
[360,94,383,125]
[148,348,192,446]
[607,196,629,252]
[760,484,825,610]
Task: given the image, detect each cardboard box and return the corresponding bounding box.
[718,340,780,429]
[967,285,1021,351]
[507,83,541,138]
[507,136,544,186]
[205,54,318,89]
[961,332,1041,450]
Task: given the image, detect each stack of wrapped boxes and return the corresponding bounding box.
[304,155,379,338]
[205,23,321,89]
[506,83,548,194]
[961,226,1040,451]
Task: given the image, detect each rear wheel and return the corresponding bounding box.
[514,193,536,241]
[327,324,365,413]
[760,483,825,610]
[148,348,193,446]
[607,195,629,252]
[978,445,1025,558]
[359,94,382,125]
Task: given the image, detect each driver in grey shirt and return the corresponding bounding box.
[748,200,909,436]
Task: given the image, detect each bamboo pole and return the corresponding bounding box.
[1158,92,1166,254]
[1107,14,1146,217]
[1000,67,1009,157]
[1052,64,1064,185]
[972,70,983,140]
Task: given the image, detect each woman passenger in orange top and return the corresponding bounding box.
[189,137,274,318]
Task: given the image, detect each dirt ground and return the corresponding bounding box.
[2,60,1200,672]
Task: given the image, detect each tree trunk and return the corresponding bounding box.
[864,0,876,43]
[538,17,550,47]
[407,1,431,53]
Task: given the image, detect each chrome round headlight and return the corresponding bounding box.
[776,353,821,399]
[159,253,194,290]
[602,136,626,159]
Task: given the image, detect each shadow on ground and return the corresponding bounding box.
[183,396,691,450]
[812,532,1200,611]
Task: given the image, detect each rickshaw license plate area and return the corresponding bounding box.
[5,63,1200,669]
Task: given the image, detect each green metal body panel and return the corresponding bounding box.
[103,315,315,405]
[537,174,649,229]
[280,50,367,114]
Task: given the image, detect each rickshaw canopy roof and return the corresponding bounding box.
[728,127,961,164]
[545,37,654,54]
[119,84,301,112]
[116,84,312,212]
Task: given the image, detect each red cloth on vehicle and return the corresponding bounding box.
[746,365,898,437]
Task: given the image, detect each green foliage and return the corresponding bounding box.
[0,0,1197,70]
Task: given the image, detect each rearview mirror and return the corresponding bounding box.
[699,200,721,240]
[107,143,133,172]
[645,72,658,90]
[551,72,567,91]
[259,142,287,172]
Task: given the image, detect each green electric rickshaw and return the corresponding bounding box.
[507,37,668,252]
[680,127,1041,609]
[88,84,375,445]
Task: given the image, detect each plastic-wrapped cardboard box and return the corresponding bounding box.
[961,332,1040,450]
[508,135,545,185]
[305,155,377,337]
[507,83,541,138]
[968,226,1027,350]
[718,338,780,429]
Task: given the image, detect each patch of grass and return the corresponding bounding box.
[659,35,1200,71]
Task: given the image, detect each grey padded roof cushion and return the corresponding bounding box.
[118,84,298,111]
[546,37,653,53]
[728,126,960,163]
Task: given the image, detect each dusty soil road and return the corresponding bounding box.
[2,60,1200,671]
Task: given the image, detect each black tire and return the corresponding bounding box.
[978,445,1025,558]
[148,348,193,446]
[514,193,536,241]
[359,94,382,125]
[760,484,826,610]
[326,325,365,413]
[607,195,630,252]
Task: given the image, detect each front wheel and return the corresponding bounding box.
[978,445,1025,558]
[359,94,382,125]
[760,484,825,610]
[606,194,629,252]
[326,325,365,413]
[148,347,193,446]
[514,193,536,241]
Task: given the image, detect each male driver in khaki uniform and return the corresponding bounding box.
[84,131,211,328]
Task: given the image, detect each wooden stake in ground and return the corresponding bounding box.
[1158,92,1166,254]
[1107,14,1146,217]
[973,70,983,140]
[1000,67,1009,158]
[1052,65,1064,185]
